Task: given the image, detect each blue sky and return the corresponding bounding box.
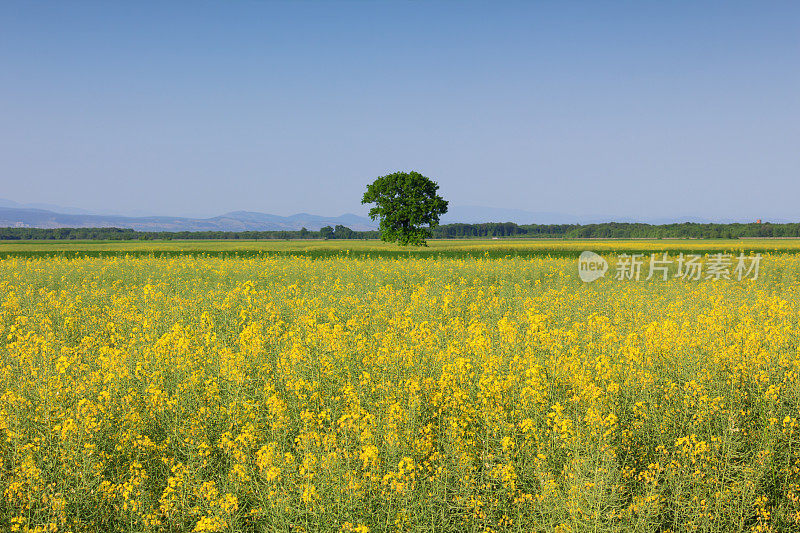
[1,2,798,221]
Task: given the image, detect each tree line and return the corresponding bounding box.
[0,226,380,240]
[1,221,799,240]
[430,221,800,239]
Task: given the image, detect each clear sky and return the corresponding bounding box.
[1,1,798,220]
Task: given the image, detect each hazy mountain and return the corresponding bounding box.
[440,205,784,225]
[215,211,376,231]
[441,206,586,225]
[0,200,783,232]
[0,207,378,231]
[0,198,95,215]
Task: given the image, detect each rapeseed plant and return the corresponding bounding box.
[0,254,799,531]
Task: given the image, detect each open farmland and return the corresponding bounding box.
[2,243,800,531]
[2,238,800,258]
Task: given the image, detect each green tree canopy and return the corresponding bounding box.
[319,226,334,240]
[361,171,448,246]
[334,225,355,239]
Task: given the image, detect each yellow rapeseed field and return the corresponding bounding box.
[1,253,800,532]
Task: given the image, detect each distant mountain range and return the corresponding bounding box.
[0,205,378,232]
[438,206,785,225]
[0,199,785,232]
[0,198,95,215]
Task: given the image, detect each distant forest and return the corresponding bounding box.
[2,222,800,240]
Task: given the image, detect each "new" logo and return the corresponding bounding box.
[578,251,608,282]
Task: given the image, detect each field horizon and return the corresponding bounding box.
[3,238,800,258]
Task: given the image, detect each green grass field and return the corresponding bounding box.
[2,238,800,259]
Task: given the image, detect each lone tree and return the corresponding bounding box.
[362,171,448,246]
